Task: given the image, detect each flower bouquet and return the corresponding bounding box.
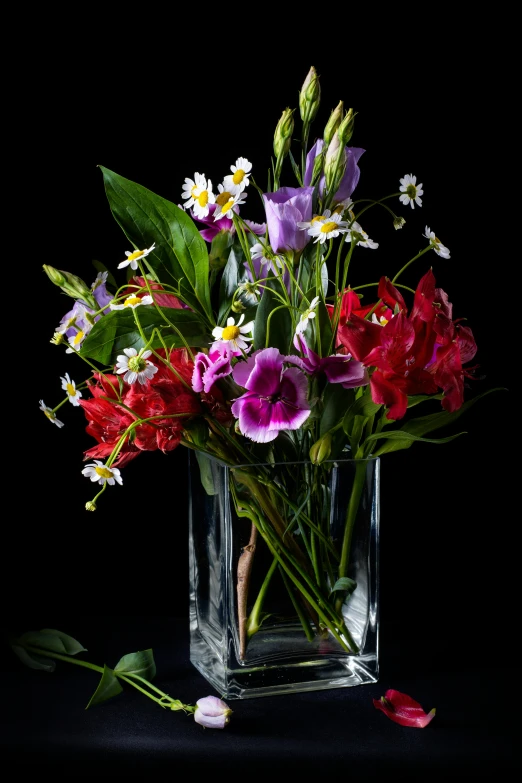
[40,66,498,698]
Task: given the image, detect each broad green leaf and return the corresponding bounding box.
[366,429,465,457]
[218,244,243,323]
[320,384,355,437]
[343,389,382,433]
[114,649,156,681]
[80,306,208,364]
[40,629,87,655]
[86,665,123,709]
[406,393,443,409]
[316,299,333,358]
[254,277,292,354]
[11,645,56,672]
[100,167,213,321]
[17,629,86,655]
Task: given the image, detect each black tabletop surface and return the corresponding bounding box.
[1,614,517,778]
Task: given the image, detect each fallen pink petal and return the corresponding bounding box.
[373,689,436,728]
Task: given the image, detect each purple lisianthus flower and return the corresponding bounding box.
[91,271,113,313]
[290,334,369,389]
[262,187,314,253]
[190,204,266,243]
[58,300,94,339]
[304,139,365,204]
[192,343,234,393]
[231,347,311,443]
[194,695,232,729]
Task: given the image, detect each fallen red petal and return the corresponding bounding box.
[373,689,436,728]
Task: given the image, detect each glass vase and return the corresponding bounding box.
[188,450,380,699]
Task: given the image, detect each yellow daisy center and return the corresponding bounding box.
[321,221,338,233]
[311,215,325,224]
[191,185,199,198]
[197,190,209,207]
[124,296,142,307]
[216,190,233,206]
[44,409,55,420]
[222,325,240,340]
[127,249,145,262]
[221,199,234,214]
[232,169,245,185]
[66,383,76,396]
[73,331,84,345]
[95,466,113,479]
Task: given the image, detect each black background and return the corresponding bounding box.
[4,44,516,774]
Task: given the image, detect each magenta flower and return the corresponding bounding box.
[190,203,266,243]
[193,695,232,729]
[231,348,311,443]
[373,689,436,728]
[262,187,314,253]
[290,334,370,389]
[192,343,234,393]
[304,139,365,203]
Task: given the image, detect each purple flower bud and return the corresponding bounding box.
[194,695,233,729]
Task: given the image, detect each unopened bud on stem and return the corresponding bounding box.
[299,66,321,124]
[323,101,344,147]
[338,108,357,146]
[273,108,295,160]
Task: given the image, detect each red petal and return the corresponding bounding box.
[373,689,436,728]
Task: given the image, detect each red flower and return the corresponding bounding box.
[373,689,436,728]
[335,269,478,419]
[80,348,200,467]
[124,276,187,309]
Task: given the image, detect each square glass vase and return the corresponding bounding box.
[188,450,380,699]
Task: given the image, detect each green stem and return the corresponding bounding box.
[335,461,368,614]
[246,556,278,636]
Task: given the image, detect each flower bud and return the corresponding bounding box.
[273,108,295,160]
[393,216,406,230]
[194,695,232,729]
[309,433,332,465]
[324,133,347,197]
[85,501,97,512]
[299,66,321,123]
[43,265,97,309]
[323,101,344,147]
[50,332,65,345]
[338,108,356,146]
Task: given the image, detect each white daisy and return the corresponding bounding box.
[307,213,349,244]
[223,157,253,195]
[56,305,89,335]
[399,174,423,209]
[65,329,87,353]
[423,226,450,259]
[110,294,154,311]
[115,347,159,385]
[297,209,332,232]
[237,281,261,306]
[39,400,65,428]
[82,460,123,486]
[213,191,247,221]
[118,243,156,271]
[250,242,284,272]
[60,372,83,406]
[212,314,254,353]
[344,220,379,249]
[295,296,320,335]
[184,174,216,219]
[181,172,207,209]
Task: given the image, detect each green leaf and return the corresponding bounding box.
[196,451,218,496]
[86,664,123,709]
[343,389,382,434]
[406,393,443,408]
[330,577,357,597]
[370,387,507,457]
[316,299,333,358]
[11,645,56,672]
[17,629,87,655]
[80,306,207,364]
[366,429,465,457]
[218,244,242,323]
[114,649,156,681]
[100,167,213,321]
[254,277,292,354]
[320,384,355,437]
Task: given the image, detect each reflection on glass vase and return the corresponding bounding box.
[188,450,380,699]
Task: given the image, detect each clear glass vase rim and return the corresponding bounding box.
[191,452,380,469]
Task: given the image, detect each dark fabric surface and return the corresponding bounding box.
[1,615,517,777]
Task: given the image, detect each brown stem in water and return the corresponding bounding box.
[237,522,258,660]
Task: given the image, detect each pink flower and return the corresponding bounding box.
[192,343,234,393]
[193,695,232,729]
[373,689,436,728]
[231,348,311,443]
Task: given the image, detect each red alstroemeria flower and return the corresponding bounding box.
[80,348,201,466]
[335,269,478,419]
[124,276,188,309]
[373,689,436,728]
